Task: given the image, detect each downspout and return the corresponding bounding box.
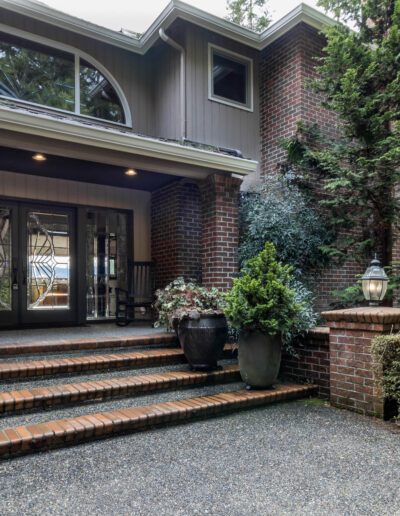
[159,28,187,141]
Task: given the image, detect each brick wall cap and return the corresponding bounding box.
[321,306,400,324]
[308,326,330,335]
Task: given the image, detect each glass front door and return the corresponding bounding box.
[86,209,128,320]
[0,201,76,326]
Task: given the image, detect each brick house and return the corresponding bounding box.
[0,0,339,328]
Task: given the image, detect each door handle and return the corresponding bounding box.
[11,258,18,290]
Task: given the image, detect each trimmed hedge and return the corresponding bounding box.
[371,335,400,418]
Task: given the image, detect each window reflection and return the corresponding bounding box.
[0,32,126,124]
[80,59,124,123]
[0,33,75,111]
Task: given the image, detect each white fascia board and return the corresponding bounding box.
[0,0,144,53]
[0,106,257,176]
[0,0,335,55]
[258,3,335,48]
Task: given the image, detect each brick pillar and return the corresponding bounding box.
[151,180,202,289]
[200,174,241,291]
[322,307,400,418]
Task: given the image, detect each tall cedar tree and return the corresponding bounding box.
[226,0,271,32]
[284,0,400,267]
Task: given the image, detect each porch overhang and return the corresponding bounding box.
[0,104,258,179]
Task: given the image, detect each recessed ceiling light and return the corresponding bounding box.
[125,168,137,176]
[32,153,47,162]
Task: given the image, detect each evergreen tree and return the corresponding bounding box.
[226,0,271,32]
[284,0,400,267]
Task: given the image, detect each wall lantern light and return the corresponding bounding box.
[361,255,388,306]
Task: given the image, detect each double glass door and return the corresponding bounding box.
[0,201,76,326]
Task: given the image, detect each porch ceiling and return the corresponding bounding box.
[0,146,180,191]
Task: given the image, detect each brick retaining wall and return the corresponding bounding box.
[280,327,330,399]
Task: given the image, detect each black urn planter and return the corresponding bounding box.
[238,331,282,388]
[177,314,228,371]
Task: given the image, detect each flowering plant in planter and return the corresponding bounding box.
[153,277,224,331]
[154,278,227,370]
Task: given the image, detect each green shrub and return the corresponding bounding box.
[225,243,308,340]
[371,335,400,418]
[239,175,330,272]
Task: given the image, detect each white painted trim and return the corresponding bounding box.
[0,1,336,55]
[0,105,258,176]
[0,22,133,126]
[208,43,254,112]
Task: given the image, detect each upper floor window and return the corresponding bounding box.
[208,44,253,112]
[0,31,129,125]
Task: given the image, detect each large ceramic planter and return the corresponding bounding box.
[177,314,228,370]
[238,331,282,388]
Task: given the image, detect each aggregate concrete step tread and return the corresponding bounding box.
[0,346,235,380]
[0,365,241,414]
[0,383,317,458]
[0,333,177,356]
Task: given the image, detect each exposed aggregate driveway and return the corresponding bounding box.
[0,400,399,516]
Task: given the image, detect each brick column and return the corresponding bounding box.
[322,307,400,418]
[200,174,241,291]
[151,180,202,289]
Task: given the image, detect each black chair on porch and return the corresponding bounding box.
[115,261,155,326]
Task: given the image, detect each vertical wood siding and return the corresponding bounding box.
[0,11,260,162]
[0,170,151,261]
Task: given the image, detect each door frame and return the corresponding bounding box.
[0,195,134,328]
[19,203,78,326]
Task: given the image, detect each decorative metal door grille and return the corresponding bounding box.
[27,211,70,310]
[0,207,11,311]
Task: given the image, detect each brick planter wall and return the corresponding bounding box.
[322,307,400,418]
[280,327,330,399]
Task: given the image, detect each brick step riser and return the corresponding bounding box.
[0,369,241,415]
[0,334,177,357]
[0,385,317,459]
[0,348,235,381]
[0,354,186,381]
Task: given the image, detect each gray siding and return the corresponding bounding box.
[0,10,260,161]
[0,170,151,261]
[185,24,260,161]
[0,9,155,135]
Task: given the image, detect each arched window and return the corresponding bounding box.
[0,28,131,125]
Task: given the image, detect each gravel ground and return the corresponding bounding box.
[0,401,399,516]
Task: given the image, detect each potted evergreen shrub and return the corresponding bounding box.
[154,278,227,370]
[225,243,304,388]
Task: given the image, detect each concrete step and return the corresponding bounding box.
[0,332,177,357]
[0,383,317,458]
[0,346,235,381]
[0,365,241,414]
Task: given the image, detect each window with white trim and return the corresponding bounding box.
[0,31,126,124]
[208,44,253,111]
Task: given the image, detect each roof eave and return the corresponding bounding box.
[0,0,335,55]
[0,105,258,177]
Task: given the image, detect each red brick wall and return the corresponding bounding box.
[152,174,241,291]
[200,174,241,290]
[329,324,383,416]
[260,23,364,310]
[151,180,202,289]
[280,327,331,398]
